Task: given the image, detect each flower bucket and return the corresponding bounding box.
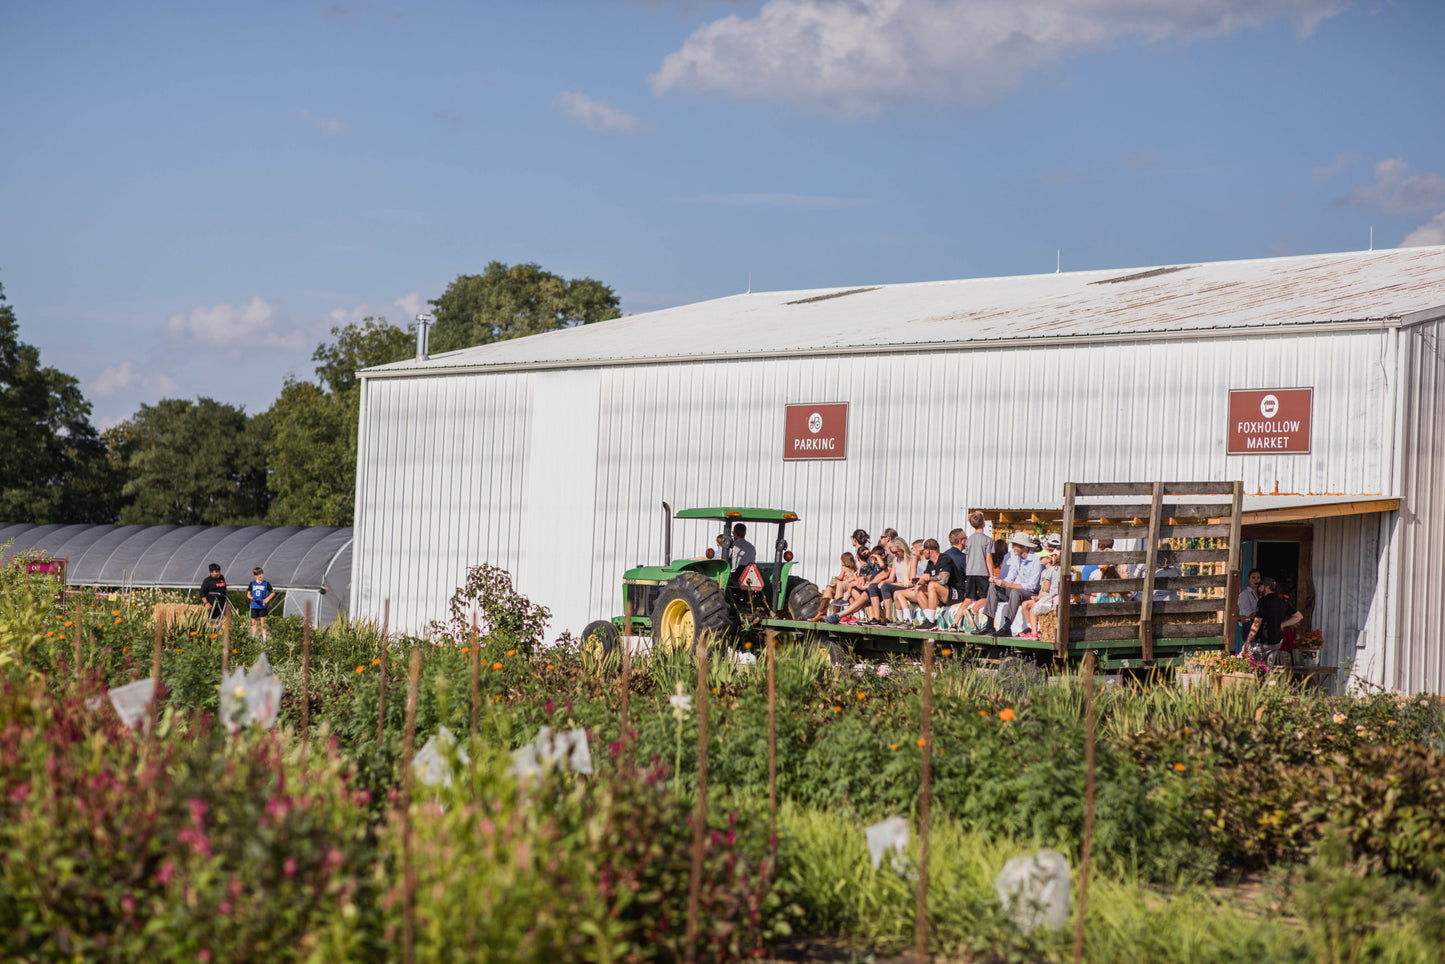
[1294,649,1320,667]
[1175,671,1209,690]
[1219,671,1257,692]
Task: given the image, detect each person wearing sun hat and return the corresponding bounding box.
[982,532,1043,637]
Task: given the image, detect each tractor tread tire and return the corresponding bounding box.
[784,576,823,621]
[653,571,735,649]
[581,619,620,660]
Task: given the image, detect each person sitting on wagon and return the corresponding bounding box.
[1019,549,1060,639]
[828,548,890,623]
[892,538,957,629]
[982,533,1042,637]
[812,552,859,619]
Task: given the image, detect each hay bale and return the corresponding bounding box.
[153,603,207,630]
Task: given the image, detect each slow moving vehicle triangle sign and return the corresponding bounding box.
[739,564,765,591]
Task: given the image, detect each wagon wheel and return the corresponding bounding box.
[652,572,735,654]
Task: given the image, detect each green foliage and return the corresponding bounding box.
[311,316,415,396]
[429,261,620,353]
[0,284,118,522]
[438,563,553,655]
[263,379,358,525]
[114,397,268,525]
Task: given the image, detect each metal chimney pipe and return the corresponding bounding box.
[415,312,435,360]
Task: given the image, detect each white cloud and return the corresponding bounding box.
[166,296,306,350]
[1337,157,1445,216]
[697,192,860,208]
[1401,211,1445,248]
[393,292,425,318]
[320,292,426,331]
[1312,151,1362,183]
[649,0,1346,116]
[300,109,348,135]
[89,361,178,399]
[555,91,646,133]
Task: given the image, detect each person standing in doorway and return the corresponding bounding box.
[200,563,228,624]
[1243,577,1302,666]
[1236,568,1262,654]
[248,567,276,641]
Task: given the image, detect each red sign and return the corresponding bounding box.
[783,403,848,461]
[1228,388,1313,454]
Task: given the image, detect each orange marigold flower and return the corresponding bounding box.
[1183,728,1193,735]
[64,620,73,627]
[47,631,54,637]
[506,649,516,657]
[941,648,952,656]
[492,662,503,671]
[211,634,218,639]
[114,618,122,624]
[231,648,237,654]
[372,658,381,665]
[356,666,365,674]
[1173,762,1186,772]
[711,686,719,694]
[978,709,988,717]
[112,609,121,616]
[123,646,129,652]
[833,705,842,713]
[857,692,867,700]
[546,664,555,670]
[999,708,1016,722]
[189,631,198,636]
[916,738,927,747]
[460,647,470,654]
[889,743,899,751]
[743,641,753,650]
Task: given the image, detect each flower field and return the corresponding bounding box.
[3,561,1445,962]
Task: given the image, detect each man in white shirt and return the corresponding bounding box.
[728,523,757,572]
[983,532,1042,638]
[1236,568,1261,654]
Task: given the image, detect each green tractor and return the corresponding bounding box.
[581,506,822,656]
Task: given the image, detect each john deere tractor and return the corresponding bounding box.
[581,506,822,655]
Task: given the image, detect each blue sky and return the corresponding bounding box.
[2,0,1443,426]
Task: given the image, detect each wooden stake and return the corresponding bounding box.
[766,629,778,832]
[72,600,83,685]
[685,638,710,964]
[915,637,934,964]
[1072,651,1098,964]
[221,615,230,678]
[377,599,390,749]
[300,601,312,741]
[401,646,422,964]
[469,616,481,741]
[620,598,634,763]
[149,619,164,731]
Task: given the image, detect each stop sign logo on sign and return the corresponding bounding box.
[784,403,848,461]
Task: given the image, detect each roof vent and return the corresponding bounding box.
[415,313,435,360]
[785,286,880,306]
[1090,265,1194,285]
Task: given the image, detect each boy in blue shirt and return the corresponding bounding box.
[248,567,276,641]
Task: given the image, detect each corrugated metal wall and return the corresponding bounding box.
[1312,514,1384,683]
[1395,319,1445,693]
[352,372,532,632]
[353,325,1431,689]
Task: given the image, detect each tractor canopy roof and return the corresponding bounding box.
[675,507,799,523]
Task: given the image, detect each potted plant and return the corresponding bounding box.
[1294,628,1323,667]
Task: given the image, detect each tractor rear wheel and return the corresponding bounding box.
[784,576,823,621]
[652,572,735,653]
[580,620,620,661]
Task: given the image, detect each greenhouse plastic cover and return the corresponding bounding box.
[0,523,352,625]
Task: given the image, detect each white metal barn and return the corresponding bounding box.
[352,247,1445,694]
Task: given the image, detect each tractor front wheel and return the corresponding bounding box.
[580,620,620,661]
[652,572,735,653]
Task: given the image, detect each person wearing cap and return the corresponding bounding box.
[983,532,1043,637]
[199,563,228,624]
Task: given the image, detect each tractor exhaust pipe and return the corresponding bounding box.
[662,501,673,565]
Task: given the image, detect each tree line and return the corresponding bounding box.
[0,261,621,528]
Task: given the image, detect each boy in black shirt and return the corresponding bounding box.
[1244,577,1302,666]
[200,564,228,624]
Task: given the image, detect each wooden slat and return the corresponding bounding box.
[1057,482,1077,658]
[1071,549,1226,565]
[1071,598,1225,617]
[1071,523,1230,539]
[1085,575,1227,592]
[1073,482,1238,497]
[1223,481,1243,655]
[1072,502,1232,520]
[1070,622,1222,642]
[1139,482,1163,662]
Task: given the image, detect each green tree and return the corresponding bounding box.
[264,318,415,526]
[116,398,268,525]
[0,283,119,523]
[428,261,621,354]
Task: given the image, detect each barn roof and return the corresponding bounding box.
[364,246,1445,377]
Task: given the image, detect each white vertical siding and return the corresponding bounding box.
[1313,514,1383,685]
[1395,320,1445,693]
[354,326,1417,690]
